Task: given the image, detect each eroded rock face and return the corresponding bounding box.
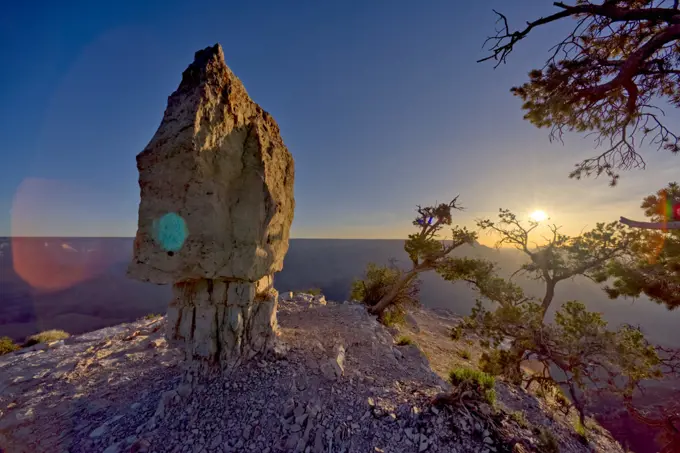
[128,44,294,283]
[128,43,295,368]
[165,277,279,366]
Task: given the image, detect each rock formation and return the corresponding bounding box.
[128,43,295,369]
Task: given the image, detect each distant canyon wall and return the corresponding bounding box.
[1,238,679,348]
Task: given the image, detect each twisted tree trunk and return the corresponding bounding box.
[369,269,420,317]
[540,280,556,321]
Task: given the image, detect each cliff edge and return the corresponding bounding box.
[0,296,624,453]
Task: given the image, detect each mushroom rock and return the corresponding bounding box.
[127,43,295,369]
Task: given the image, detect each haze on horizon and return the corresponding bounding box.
[2,0,679,245]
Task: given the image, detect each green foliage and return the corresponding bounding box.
[450,326,463,340]
[465,297,664,422]
[0,337,20,355]
[510,411,530,429]
[605,183,680,310]
[24,329,70,347]
[477,209,633,317]
[144,313,162,320]
[368,198,479,318]
[479,349,522,384]
[396,335,414,346]
[458,349,471,360]
[574,419,589,443]
[404,198,477,268]
[381,306,407,327]
[482,3,680,184]
[537,427,560,453]
[449,367,495,389]
[351,262,420,308]
[299,287,322,296]
[448,367,496,405]
[437,254,529,308]
[351,261,421,325]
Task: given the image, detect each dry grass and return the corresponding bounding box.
[0,336,20,355]
[23,329,70,347]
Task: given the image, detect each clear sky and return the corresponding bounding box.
[1,0,678,243]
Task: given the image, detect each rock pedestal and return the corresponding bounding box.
[128,43,295,369]
[166,276,279,367]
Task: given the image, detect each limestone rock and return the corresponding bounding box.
[128,43,295,284]
[404,312,420,333]
[127,43,295,369]
[164,276,280,365]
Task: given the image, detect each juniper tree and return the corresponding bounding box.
[367,197,478,317]
[477,209,635,320]
[606,182,680,308]
[350,260,421,324]
[437,256,678,432]
[480,1,680,185]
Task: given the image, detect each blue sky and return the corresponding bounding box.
[1,0,678,241]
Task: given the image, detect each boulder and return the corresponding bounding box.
[128,44,295,369]
[128,43,294,284]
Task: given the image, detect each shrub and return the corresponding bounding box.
[510,411,530,429]
[537,427,559,453]
[299,287,322,296]
[23,329,70,347]
[450,326,463,340]
[458,349,471,360]
[480,339,490,348]
[382,306,407,327]
[448,367,496,405]
[574,419,589,443]
[350,261,421,326]
[449,367,495,388]
[0,337,20,355]
[396,335,414,346]
[144,313,162,320]
[479,349,522,384]
[549,384,571,415]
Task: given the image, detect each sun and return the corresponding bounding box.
[530,210,548,222]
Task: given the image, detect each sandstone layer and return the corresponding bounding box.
[127,43,295,367]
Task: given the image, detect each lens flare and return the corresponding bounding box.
[153,212,188,253]
[10,178,108,291]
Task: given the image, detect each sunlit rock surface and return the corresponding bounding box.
[128,43,295,368]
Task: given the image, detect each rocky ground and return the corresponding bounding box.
[0,294,626,453]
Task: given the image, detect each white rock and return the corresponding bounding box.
[89,424,108,438]
[102,442,122,453]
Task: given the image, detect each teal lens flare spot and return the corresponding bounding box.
[152,212,188,253]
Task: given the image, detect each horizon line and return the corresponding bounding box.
[0,235,500,244]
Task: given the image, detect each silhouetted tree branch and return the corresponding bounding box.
[480,1,680,185]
